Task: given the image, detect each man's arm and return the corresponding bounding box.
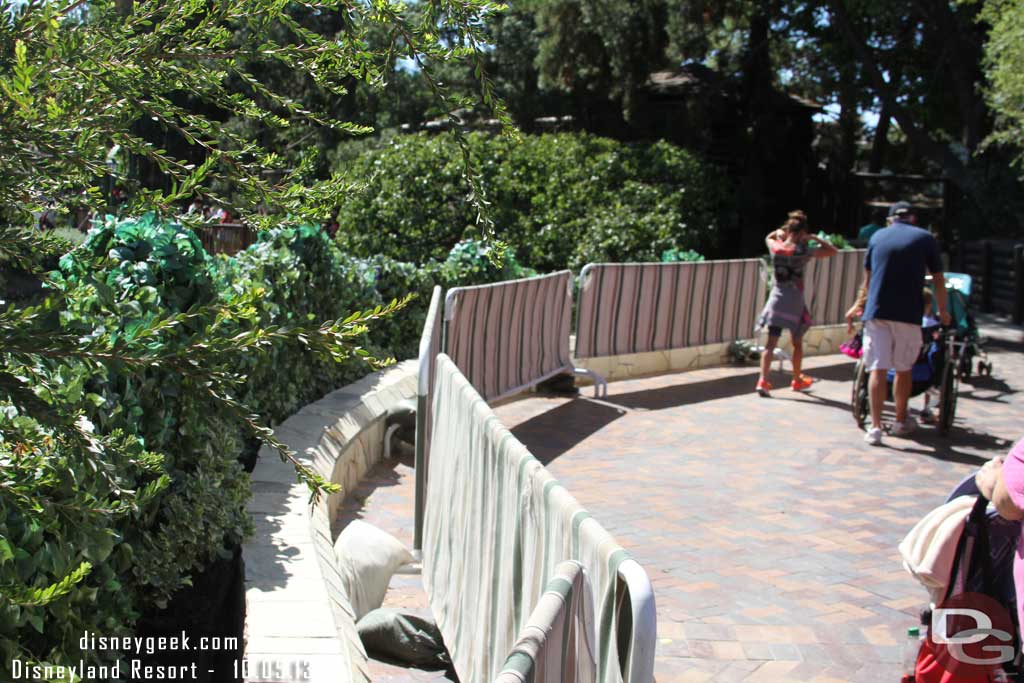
[845,269,870,333]
[930,271,951,326]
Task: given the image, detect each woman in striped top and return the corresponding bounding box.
[755,210,838,397]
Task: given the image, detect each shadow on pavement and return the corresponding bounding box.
[603,359,856,411]
[780,391,1010,466]
[959,373,1017,403]
[510,397,625,465]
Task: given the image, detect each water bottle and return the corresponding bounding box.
[902,626,922,682]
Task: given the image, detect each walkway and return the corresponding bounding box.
[342,318,1023,682]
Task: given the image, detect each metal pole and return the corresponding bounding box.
[1014,244,1024,325]
[412,394,426,553]
[983,240,993,314]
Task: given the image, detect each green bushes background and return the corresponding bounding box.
[3,132,722,671]
[334,132,731,272]
[0,215,531,675]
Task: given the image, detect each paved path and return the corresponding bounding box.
[342,318,1023,682]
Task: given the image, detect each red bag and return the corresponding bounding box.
[913,636,999,682]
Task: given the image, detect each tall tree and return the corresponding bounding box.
[975,0,1024,175]
[825,0,1018,230]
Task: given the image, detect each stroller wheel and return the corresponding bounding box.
[940,360,958,436]
[959,354,972,379]
[851,360,869,428]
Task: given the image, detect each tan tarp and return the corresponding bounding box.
[423,355,649,683]
[803,249,867,327]
[495,560,597,683]
[574,260,766,359]
[443,271,574,401]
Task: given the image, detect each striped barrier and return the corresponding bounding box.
[444,271,604,401]
[574,259,767,359]
[423,355,655,683]
[413,286,443,552]
[803,249,866,327]
[495,560,596,683]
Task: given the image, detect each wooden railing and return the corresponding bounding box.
[954,240,1024,324]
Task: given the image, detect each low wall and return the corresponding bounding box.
[574,325,851,383]
[241,361,417,683]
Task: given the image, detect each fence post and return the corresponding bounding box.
[1014,244,1024,325]
[982,240,993,314]
[954,241,965,273]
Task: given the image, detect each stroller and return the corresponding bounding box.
[848,272,974,436]
[850,324,959,435]
[941,273,993,380]
[904,475,1021,681]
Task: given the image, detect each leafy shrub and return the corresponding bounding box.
[333,132,733,272]
[0,412,166,674]
[51,214,252,592]
[817,232,853,250]
[661,247,705,262]
[1,214,251,675]
[0,227,73,300]
[217,224,385,421]
[1,214,546,675]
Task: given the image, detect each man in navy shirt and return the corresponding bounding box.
[846,201,950,446]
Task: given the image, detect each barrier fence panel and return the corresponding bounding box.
[413,286,443,552]
[495,560,596,683]
[423,355,656,683]
[196,223,255,256]
[803,249,866,327]
[574,260,766,359]
[443,271,575,402]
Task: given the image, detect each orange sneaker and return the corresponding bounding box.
[791,374,815,391]
[755,379,773,397]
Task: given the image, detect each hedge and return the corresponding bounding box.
[0,215,532,675]
[333,132,732,272]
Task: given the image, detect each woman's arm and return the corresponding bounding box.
[976,456,1024,520]
[845,272,870,333]
[765,229,783,249]
[807,233,839,258]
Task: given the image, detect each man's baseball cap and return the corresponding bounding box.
[888,201,914,218]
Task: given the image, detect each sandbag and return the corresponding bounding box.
[357,608,452,670]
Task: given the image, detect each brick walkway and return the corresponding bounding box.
[342,318,1024,682]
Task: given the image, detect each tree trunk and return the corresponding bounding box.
[738,8,775,255]
[868,101,892,174]
[917,0,987,152]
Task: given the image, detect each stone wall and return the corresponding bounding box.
[574,325,851,383]
[241,361,417,683]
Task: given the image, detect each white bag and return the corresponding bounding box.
[898,495,975,604]
[334,520,414,620]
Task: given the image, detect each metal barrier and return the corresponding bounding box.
[574,259,767,359]
[495,560,596,683]
[444,271,604,401]
[413,286,443,553]
[423,355,655,683]
[803,249,866,327]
